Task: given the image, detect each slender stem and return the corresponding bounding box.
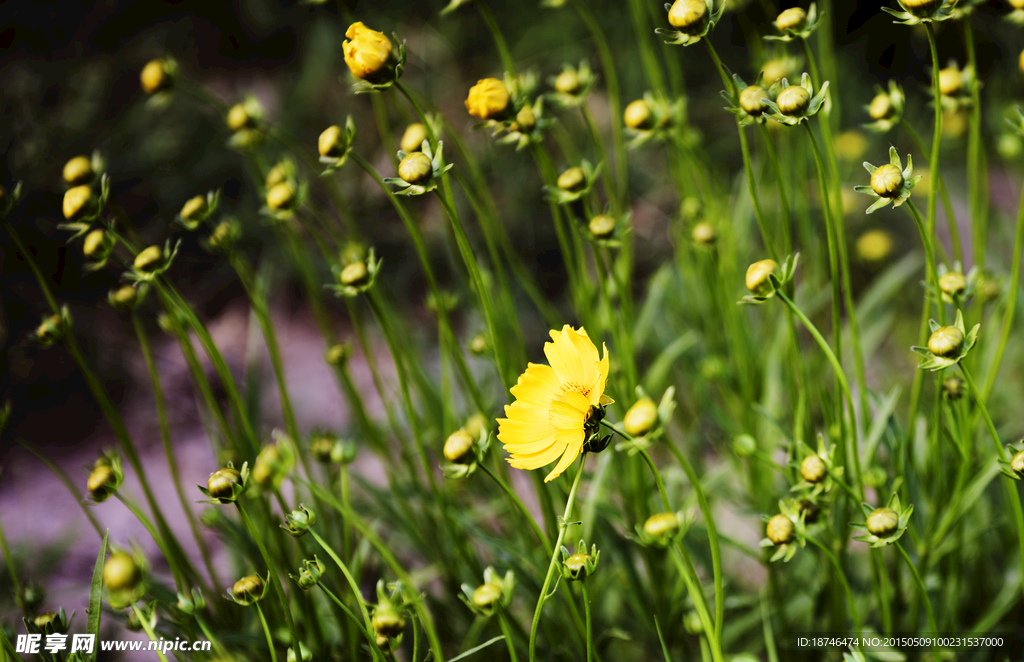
[981,176,1024,401]
[895,543,938,638]
[497,610,519,662]
[925,25,944,277]
[581,581,594,662]
[905,200,944,325]
[255,603,280,662]
[133,314,220,590]
[807,537,860,631]
[480,463,551,548]
[131,603,170,662]
[900,118,962,264]
[962,19,986,268]
[236,502,301,649]
[17,442,104,539]
[759,123,792,258]
[776,290,865,499]
[669,545,723,662]
[0,516,21,600]
[529,455,588,661]
[474,0,517,77]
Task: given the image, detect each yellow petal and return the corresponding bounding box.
[544,428,584,481]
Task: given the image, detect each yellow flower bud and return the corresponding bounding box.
[340,261,369,287]
[226,104,253,132]
[835,130,868,162]
[62,185,94,221]
[207,467,243,500]
[267,182,296,211]
[103,551,141,592]
[557,167,586,192]
[624,398,658,436]
[901,0,945,17]
[87,464,117,500]
[739,85,769,116]
[1012,449,1024,474]
[376,634,391,651]
[939,271,967,299]
[398,152,433,184]
[372,610,405,637]
[343,22,393,81]
[140,60,170,94]
[326,344,349,366]
[471,583,503,609]
[181,195,207,222]
[623,99,653,129]
[82,229,107,258]
[513,105,537,132]
[465,78,510,120]
[745,259,778,297]
[266,163,288,189]
[1019,48,1024,77]
[133,246,164,273]
[866,507,899,536]
[766,514,794,544]
[691,222,716,245]
[109,285,139,311]
[554,70,581,95]
[400,123,428,153]
[870,163,904,198]
[943,110,966,140]
[761,59,790,85]
[775,7,807,31]
[444,430,475,463]
[868,93,893,120]
[938,67,962,96]
[588,214,616,239]
[63,155,94,186]
[643,512,680,538]
[777,85,810,116]
[667,0,709,32]
[927,325,964,358]
[800,455,827,484]
[856,229,893,263]
[232,575,265,602]
[1011,0,1024,9]
[318,126,345,158]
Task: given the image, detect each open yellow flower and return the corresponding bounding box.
[343,22,393,80]
[498,325,612,482]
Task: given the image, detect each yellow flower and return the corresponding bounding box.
[465,78,510,120]
[343,22,393,80]
[498,325,612,482]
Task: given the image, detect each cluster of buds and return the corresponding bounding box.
[383,139,453,196]
[318,117,356,174]
[459,567,515,617]
[308,431,356,465]
[343,22,406,92]
[724,73,773,126]
[327,248,382,298]
[656,0,726,47]
[24,608,73,637]
[911,309,979,370]
[85,452,124,503]
[760,73,830,126]
[467,73,553,150]
[58,165,110,241]
[851,493,913,547]
[262,159,306,221]
[934,61,973,111]
[739,253,799,304]
[228,573,269,606]
[197,462,249,504]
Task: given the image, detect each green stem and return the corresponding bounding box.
[900,118,962,264]
[133,314,220,590]
[905,200,943,325]
[131,603,170,662]
[480,463,551,548]
[669,545,723,662]
[236,502,301,650]
[962,19,986,268]
[474,0,517,77]
[925,24,944,282]
[581,581,594,662]
[807,536,860,631]
[497,610,520,662]
[529,455,588,661]
[759,122,792,258]
[0,516,21,600]
[895,543,938,640]
[17,442,104,539]
[254,603,280,662]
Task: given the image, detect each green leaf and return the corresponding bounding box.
[87,530,109,662]
[448,636,507,662]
